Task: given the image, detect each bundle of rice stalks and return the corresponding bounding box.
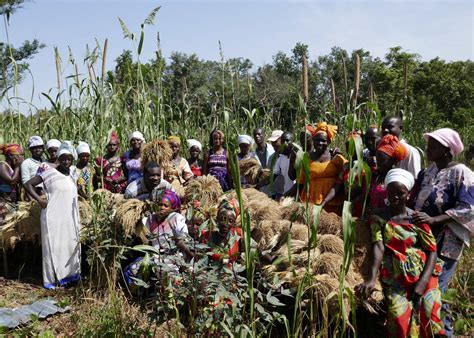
[318,210,342,236]
[238,157,262,185]
[219,189,249,206]
[312,252,343,279]
[317,234,344,255]
[289,222,309,242]
[252,219,290,251]
[171,180,186,199]
[242,188,269,202]
[114,199,150,238]
[91,189,124,208]
[246,198,282,223]
[141,139,173,176]
[311,274,346,315]
[184,175,223,206]
[79,199,93,226]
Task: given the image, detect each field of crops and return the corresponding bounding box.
[1,5,473,337]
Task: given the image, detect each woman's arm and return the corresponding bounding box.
[24,175,47,208]
[412,212,452,226]
[202,152,209,175]
[356,241,384,299]
[0,162,21,185]
[288,151,297,181]
[321,182,343,207]
[413,251,437,296]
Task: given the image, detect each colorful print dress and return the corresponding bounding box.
[76,165,94,198]
[208,150,231,191]
[95,156,127,194]
[371,213,444,337]
[412,163,474,261]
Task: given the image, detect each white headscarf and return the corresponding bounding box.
[238,134,254,146]
[187,139,202,151]
[57,141,77,160]
[76,141,91,155]
[385,168,415,191]
[28,136,44,148]
[129,131,145,142]
[46,139,61,149]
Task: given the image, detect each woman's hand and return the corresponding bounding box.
[355,279,376,299]
[412,211,435,226]
[413,278,428,297]
[38,198,48,209]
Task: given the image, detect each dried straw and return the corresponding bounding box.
[141,139,173,176]
[184,175,223,205]
[317,234,344,255]
[312,252,343,279]
[115,199,149,238]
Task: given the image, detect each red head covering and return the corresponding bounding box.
[0,144,23,156]
[218,198,240,218]
[376,134,408,162]
[108,131,120,145]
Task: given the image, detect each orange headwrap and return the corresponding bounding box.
[0,144,23,156]
[314,122,338,141]
[376,134,408,162]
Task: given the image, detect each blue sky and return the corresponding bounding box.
[3,0,473,110]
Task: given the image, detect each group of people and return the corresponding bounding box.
[0,116,472,337]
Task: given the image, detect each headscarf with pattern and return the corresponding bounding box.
[152,188,181,211]
[218,198,240,219]
[0,144,23,156]
[313,122,338,141]
[376,134,408,162]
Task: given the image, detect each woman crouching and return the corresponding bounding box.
[356,168,444,337]
[124,189,193,287]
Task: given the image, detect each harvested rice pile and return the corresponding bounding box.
[141,139,173,178]
[184,175,223,206]
[238,158,270,186]
[114,198,151,240]
[92,189,124,208]
[240,191,382,313]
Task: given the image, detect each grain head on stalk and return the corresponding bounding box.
[184,175,223,206]
[141,139,173,178]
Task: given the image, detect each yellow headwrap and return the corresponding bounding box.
[167,136,181,145]
[314,122,338,141]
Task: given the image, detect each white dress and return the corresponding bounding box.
[39,167,81,288]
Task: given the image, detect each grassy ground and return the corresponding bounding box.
[1,243,472,336]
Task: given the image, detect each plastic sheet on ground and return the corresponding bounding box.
[0,299,70,329]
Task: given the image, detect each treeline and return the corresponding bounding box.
[107,43,474,147]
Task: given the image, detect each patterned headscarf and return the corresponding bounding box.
[313,122,338,141]
[108,131,120,145]
[305,124,316,137]
[168,136,181,145]
[377,134,408,162]
[218,198,240,219]
[152,188,181,211]
[0,144,23,156]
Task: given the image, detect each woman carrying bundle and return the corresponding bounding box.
[291,122,347,214]
[167,136,194,186]
[25,142,81,289]
[123,131,145,184]
[356,168,444,337]
[369,134,408,212]
[203,129,231,191]
[410,128,473,336]
[0,144,24,222]
[187,139,203,177]
[95,131,127,194]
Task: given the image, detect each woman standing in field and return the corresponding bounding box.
[368,134,408,211]
[167,136,194,186]
[76,142,94,199]
[357,168,445,337]
[123,131,145,184]
[410,128,473,336]
[45,139,61,165]
[0,144,24,222]
[293,122,347,214]
[187,139,203,177]
[203,129,231,191]
[95,132,127,194]
[24,142,81,289]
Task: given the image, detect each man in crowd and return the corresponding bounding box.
[381,116,422,178]
[124,161,174,201]
[253,128,274,169]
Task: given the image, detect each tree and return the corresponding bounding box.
[0,0,45,91]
